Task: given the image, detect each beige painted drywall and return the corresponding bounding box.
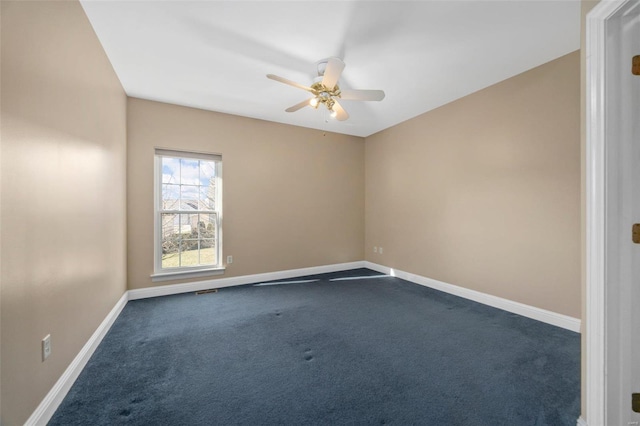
[580,0,601,420]
[127,98,364,289]
[0,1,582,422]
[365,51,581,319]
[0,2,127,424]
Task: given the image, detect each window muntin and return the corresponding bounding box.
[155,150,222,274]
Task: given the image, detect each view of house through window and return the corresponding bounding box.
[155,149,222,273]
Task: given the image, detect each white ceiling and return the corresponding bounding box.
[80,1,580,138]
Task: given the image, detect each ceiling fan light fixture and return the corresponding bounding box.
[268,57,384,122]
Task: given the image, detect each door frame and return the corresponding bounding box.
[585,0,639,424]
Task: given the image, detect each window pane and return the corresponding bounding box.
[179,214,196,235]
[179,241,186,268]
[200,239,216,265]
[162,184,180,210]
[199,160,216,182]
[161,251,180,269]
[161,213,179,269]
[199,213,217,239]
[161,214,180,269]
[162,157,179,184]
[180,185,200,210]
[199,186,216,210]
[180,239,199,267]
[180,159,200,185]
[161,213,178,241]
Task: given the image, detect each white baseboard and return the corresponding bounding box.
[364,261,581,333]
[24,292,128,426]
[576,416,587,426]
[128,261,367,300]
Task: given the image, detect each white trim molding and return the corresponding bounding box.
[24,292,129,426]
[365,261,581,333]
[130,261,366,300]
[585,2,608,421]
[576,416,588,426]
[150,266,225,282]
[585,1,638,425]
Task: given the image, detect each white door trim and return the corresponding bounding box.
[585,1,637,424]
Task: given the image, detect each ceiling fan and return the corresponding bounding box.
[266,58,385,121]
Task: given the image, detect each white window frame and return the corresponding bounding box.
[151,148,224,282]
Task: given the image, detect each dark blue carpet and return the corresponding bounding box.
[49,268,580,425]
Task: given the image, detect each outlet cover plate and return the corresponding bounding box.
[42,334,51,361]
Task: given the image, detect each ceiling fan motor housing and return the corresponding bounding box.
[315,60,329,77]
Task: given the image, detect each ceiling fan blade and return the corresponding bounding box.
[285,99,312,112]
[331,100,349,121]
[322,58,345,90]
[267,74,314,92]
[340,89,385,102]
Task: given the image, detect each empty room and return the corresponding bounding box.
[3,0,628,425]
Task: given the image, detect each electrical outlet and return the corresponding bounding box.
[373,246,378,253]
[42,334,51,361]
[226,255,233,264]
[379,247,383,254]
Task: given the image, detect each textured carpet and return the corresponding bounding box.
[49,268,580,425]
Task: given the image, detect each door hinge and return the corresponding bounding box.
[633,224,640,244]
[633,393,640,413]
[633,55,640,76]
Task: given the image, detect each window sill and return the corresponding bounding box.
[150,267,226,283]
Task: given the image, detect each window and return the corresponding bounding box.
[152,149,223,281]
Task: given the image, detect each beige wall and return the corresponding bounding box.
[365,51,581,319]
[0,0,583,422]
[0,2,127,425]
[127,98,364,289]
